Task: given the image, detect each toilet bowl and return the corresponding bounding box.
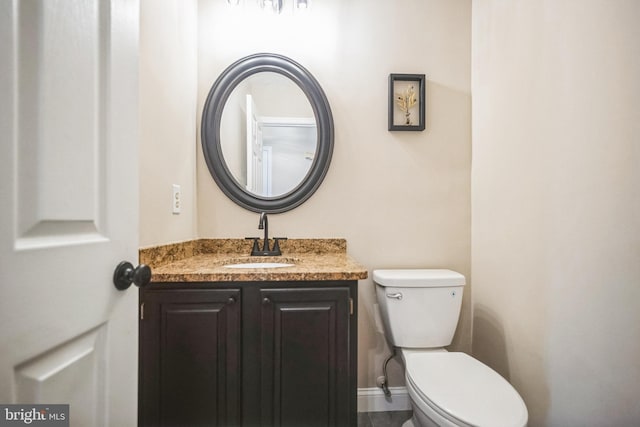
[374,269,528,427]
[401,350,527,427]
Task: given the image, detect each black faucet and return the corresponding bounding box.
[259,212,270,252]
[245,212,287,256]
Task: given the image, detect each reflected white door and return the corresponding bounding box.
[246,94,264,194]
[0,1,139,426]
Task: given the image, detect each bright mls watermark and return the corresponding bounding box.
[0,405,68,427]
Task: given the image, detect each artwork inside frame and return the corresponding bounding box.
[388,73,426,131]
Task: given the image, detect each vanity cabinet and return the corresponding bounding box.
[139,281,358,427]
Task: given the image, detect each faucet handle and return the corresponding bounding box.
[272,237,287,255]
[245,237,261,256]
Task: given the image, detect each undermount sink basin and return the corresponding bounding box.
[224,262,295,269]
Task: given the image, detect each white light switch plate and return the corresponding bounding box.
[172,184,181,214]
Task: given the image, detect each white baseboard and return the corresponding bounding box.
[357,386,412,413]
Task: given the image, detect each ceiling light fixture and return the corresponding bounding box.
[271,0,283,13]
[259,0,281,13]
[229,0,310,13]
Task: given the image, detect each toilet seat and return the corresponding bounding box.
[404,352,528,427]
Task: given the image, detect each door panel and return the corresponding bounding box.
[16,0,104,246]
[260,288,351,427]
[14,326,108,426]
[0,1,140,425]
[139,289,242,427]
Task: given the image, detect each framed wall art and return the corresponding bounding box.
[388,73,425,131]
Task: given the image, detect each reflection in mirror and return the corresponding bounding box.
[220,72,317,197]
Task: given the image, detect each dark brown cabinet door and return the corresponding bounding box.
[139,289,242,427]
[259,287,353,427]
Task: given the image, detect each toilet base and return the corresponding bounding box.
[402,417,416,427]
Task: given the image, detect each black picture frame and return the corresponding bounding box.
[388,73,426,131]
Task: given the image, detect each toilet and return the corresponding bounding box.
[374,269,528,427]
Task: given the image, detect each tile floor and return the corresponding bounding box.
[357,410,413,427]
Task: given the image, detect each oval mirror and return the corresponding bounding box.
[201,53,334,213]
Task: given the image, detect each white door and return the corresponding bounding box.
[0,1,140,426]
[246,94,264,194]
[262,146,273,197]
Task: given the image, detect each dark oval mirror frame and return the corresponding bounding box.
[201,53,334,213]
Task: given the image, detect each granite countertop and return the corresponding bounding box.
[139,238,368,283]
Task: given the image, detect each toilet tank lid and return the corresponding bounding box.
[373,269,465,287]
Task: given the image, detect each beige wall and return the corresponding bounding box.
[197,0,472,387]
[139,0,198,247]
[472,1,640,425]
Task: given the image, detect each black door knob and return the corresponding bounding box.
[113,261,152,290]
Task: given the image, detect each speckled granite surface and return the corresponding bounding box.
[139,239,368,283]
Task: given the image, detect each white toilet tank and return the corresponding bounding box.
[374,269,466,348]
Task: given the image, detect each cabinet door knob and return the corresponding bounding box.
[228,296,236,304]
[262,297,271,305]
[113,261,151,291]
